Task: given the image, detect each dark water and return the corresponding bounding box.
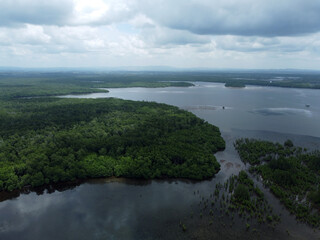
[1,83,320,239]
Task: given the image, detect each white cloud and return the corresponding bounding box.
[0,0,319,69]
[71,0,134,25]
[0,25,51,46]
[72,0,110,25]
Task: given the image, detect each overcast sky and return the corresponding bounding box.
[0,0,320,69]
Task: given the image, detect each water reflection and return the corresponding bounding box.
[251,107,312,117]
[0,178,214,240]
[0,181,83,202]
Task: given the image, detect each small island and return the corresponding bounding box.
[225,82,246,88]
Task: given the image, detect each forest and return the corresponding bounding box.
[235,138,320,228]
[0,96,225,192]
[1,70,320,101]
[0,72,194,99]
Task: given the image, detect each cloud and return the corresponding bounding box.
[213,33,320,53]
[0,25,51,46]
[0,0,135,27]
[0,0,74,27]
[137,0,320,37]
[1,0,320,37]
[140,26,211,47]
[70,0,135,26]
[0,0,320,69]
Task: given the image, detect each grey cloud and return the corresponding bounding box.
[137,0,320,37]
[2,0,320,38]
[141,27,211,47]
[214,34,320,53]
[0,0,136,28]
[0,0,74,27]
[0,0,319,69]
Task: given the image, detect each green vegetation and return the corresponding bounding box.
[227,171,280,226]
[224,82,246,88]
[0,71,226,192]
[0,72,193,99]
[179,221,187,232]
[0,97,225,192]
[1,71,320,102]
[192,170,280,232]
[235,138,320,228]
[93,81,194,89]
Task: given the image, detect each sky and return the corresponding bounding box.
[0,0,320,69]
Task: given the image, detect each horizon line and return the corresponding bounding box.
[1,66,320,72]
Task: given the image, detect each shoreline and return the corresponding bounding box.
[0,174,219,203]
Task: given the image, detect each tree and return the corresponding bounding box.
[234,184,250,202]
[284,139,294,148]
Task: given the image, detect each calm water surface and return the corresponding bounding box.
[63,82,320,137]
[1,83,320,239]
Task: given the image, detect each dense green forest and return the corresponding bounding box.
[0,97,225,192]
[235,139,320,228]
[0,71,193,99]
[0,71,227,192]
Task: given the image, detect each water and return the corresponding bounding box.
[62,82,320,137]
[1,82,320,239]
